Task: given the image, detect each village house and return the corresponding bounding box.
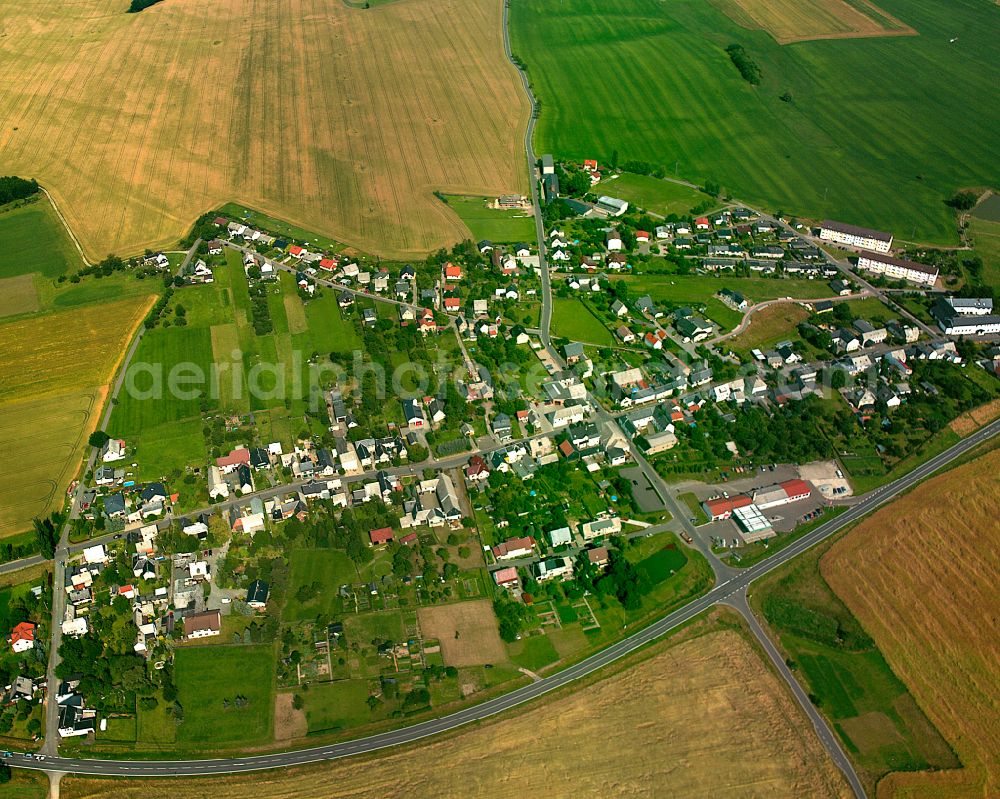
[492,536,536,560]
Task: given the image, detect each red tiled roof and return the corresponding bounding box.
[704,495,753,518]
[493,567,519,585]
[400,533,418,546]
[319,258,337,270]
[493,536,535,557]
[10,622,35,645]
[369,527,394,545]
[779,479,811,499]
[558,440,574,457]
[216,449,251,468]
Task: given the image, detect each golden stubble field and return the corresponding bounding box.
[0,295,153,536]
[823,448,1000,798]
[64,626,851,799]
[711,0,916,44]
[0,0,528,260]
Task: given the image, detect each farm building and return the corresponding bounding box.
[596,196,628,217]
[732,504,775,544]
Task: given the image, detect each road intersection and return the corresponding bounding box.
[7,416,995,783]
[2,11,993,793]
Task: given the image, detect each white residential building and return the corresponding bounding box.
[856,252,938,286]
[820,220,892,253]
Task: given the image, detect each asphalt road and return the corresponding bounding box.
[8,416,996,778]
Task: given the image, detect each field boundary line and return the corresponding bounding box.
[38,185,91,268]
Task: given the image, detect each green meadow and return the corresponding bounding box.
[442,195,536,243]
[511,0,1000,244]
[551,297,614,345]
[174,644,275,746]
[0,197,77,280]
[597,174,708,217]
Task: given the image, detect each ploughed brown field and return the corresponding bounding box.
[710,0,916,44]
[823,448,1000,798]
[0,0,528,259]
[417,598,507,667]
[63,625,851,798]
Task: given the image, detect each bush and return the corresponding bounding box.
[88,431,111,448]
[725,44,762,85]
[127,0,164,11]
[945,191,977,211]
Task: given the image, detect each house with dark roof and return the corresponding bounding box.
[246,580,269,609]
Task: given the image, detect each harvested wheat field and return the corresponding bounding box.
[0,295,154,403]
[823,449,1000,799]
[417,599,507,666]
[0,0,528,259]
[949,399,1000,437]
[64,626,851,798]
[711,0,916,44]
[0,294,152,536]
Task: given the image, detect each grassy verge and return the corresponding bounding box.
[677,492,708,525]
[750,533,959,792]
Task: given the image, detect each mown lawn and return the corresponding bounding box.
[507,633,560,672]
[510,0,1000,245]
[110,325,217,433]
[284,549,370,623]
[551,297,614,345]
[596,173,708,217]
[174,644,275,746]
[971,217,1000,288]
[443,195,536,243]
[300,679,373,733]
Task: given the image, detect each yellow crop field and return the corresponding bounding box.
[0,296,153,403]
[0,0,528,260]
[0,294,152,537]
[63,625,850,798]
[823,449,1000,798]
[0,391,102,537]
[711,0,916,44]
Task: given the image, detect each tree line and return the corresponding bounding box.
[0,175,39,205]
[127,0,165,12]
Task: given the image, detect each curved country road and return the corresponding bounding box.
[9,1,1000,777]
[9,417,997,780]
